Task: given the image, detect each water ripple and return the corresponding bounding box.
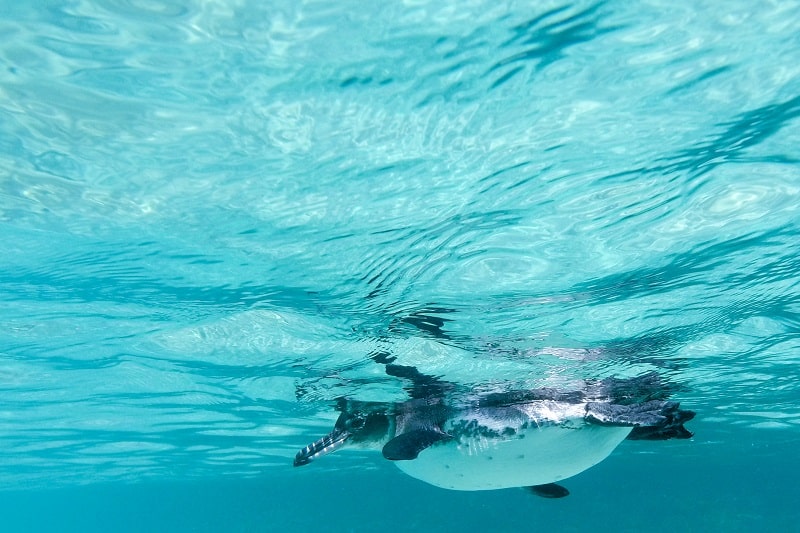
[2,0,800,489]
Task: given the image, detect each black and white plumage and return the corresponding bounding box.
[294,364,694,495]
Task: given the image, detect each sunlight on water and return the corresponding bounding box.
[1,0,799,530]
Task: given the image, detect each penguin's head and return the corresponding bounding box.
[293,399,392,467]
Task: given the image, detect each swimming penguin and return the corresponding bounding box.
[293,364,694,496]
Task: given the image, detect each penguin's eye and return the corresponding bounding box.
[349,416,366,430]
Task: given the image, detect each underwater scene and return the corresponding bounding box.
[1,0,800,531]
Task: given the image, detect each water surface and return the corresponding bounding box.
[1,0,799,531]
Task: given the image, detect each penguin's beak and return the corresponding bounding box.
[293,427,350,467]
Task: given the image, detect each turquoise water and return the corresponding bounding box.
[1,0,799,531]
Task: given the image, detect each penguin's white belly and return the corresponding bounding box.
[394,423,631,491]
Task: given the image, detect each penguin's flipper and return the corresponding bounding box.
[382,429,452,460]
[385,363,452,399]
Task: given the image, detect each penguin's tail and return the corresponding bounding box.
[585,400,695,440]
